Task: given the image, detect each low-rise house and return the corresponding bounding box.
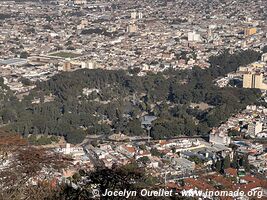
[135,150,151,160]
[117,144,136,158]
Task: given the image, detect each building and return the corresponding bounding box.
[188,31,201,42]
[243,72,267,90]
[135,150,151,160]
[56,143,85,157]
[73,0,86,5]
[257,131,267,138]
[247,121,263,138]
[141,115,157,127]
[127,23,138,33]
[131,12,143,19]
[77,19,89,30]
[209,130,231,146]
[261,53,267,62]
[244,27,257,36]
[0,58,27,66]
[62,61,72,71]
[81,60,96,69]
[172,157,195,172]
[138,12,143,19]
[27,55,62,65]
[117,144,136,158]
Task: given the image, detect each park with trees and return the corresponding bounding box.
[0,49,263,144]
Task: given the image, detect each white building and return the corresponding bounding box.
[81,60,96,69]
[131,12,143,19]
[56,143,85,157]
[257,132,267,138]
[209,130,231,146]
[247,121,263,138]
[261,53,267,62]
[188,31,201,42]
[73,0,86,5]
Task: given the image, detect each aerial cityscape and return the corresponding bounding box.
[0,0,266,199]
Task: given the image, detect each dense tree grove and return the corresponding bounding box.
[0,49,263,143]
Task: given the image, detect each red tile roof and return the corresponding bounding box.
[184,178,215,191]
[225,168,237,177]
[213,174,234,189]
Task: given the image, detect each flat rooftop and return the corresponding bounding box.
[0,58,27,66]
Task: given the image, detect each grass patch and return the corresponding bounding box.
[49,52,81,58]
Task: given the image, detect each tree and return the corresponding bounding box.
[150,148,163,157]
[231,154,239,169]
[222,155,231,170]
[137,156,150,164]
[215,160,222,172]
[1,109,17,123]
[88,124,111,135]
[240,154,250,172]
[189,155,202,165]
[228,130,241,137]
[65,129,85,144]
[127,119,144,136]
[19,51,29,58]
[0,50,262,143]
[19,77,32,86]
